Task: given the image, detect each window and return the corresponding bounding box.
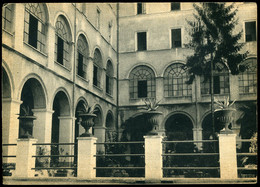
[201,63,230,95]
[238,58,257,94]
[171,2,180,11]
[106,61,114,95]
[97,8,100,30]
[77,35,89,79]
[245,21,256,42]
[55,16,71,68]
[171,29,182,48]
[93,49,103,88]
[137,32,147,51]
[164,63,192,97]
[24,3,46,52]
[137,3,146,14]
[2,4,13,32]
[129,66,156,99]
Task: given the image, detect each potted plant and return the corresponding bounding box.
[18,104,37,138]
[77,103,97,137]
[138,98,162,135]
[214,96,236,133]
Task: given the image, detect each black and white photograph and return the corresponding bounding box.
[2,2,257,185]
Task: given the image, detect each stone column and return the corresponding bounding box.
[32,108,54,143]
[193,128,203,150]
[14,138,37,178]
[218,133,238,179]
[144,135,163,182]
[13,3,25,51]
[77,137,97,179]
[2,98,22,163]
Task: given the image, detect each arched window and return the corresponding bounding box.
[106,60,114,95]
[201,63,230,95]
[93,49,103,88]
[238,58,257,94]
[2,3,14,32]
[24,3,46,52]
[55,15,71,68]
[129,65,156,99]
[77,35,89,79]
[164,63,191,97]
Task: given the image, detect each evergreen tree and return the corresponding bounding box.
[185,2,248,83]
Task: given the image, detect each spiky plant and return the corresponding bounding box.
[214,96,236,110]
[139,98,161,111]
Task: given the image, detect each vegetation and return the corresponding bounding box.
[138,98,161,111]
[185,2,248,84]
[214,96,236,110]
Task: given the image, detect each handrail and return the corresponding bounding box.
[94,167,145,169]
[32,143,76,146]
[237,153,257,156]
[2,144,17,146]
[95,141,144,144]
[162,140,218,143]
[2,155,16,157]
[162,167,219,170]
[162,153,219,156]
[236,139,254,142]
[95,154,144,157]
[32,167,77,170]
[32,155,76,157]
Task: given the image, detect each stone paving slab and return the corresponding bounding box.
[2,177,257,185]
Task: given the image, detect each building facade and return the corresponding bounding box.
[2,2,257,154]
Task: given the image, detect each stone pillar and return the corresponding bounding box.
[193,128,203,150]
[93,126,106,152]
[32,108,54,143]
[77,137,97,179]
[2,98,22,163]
[144,135,163,182]
[14,138,37,178]
[218,133,238,179]
[13,3,25,51]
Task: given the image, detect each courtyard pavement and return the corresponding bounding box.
[2,177,257,185]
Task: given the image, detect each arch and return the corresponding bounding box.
[75,96,88,113]
[1,62,14,98]
[163,62,192,97]
[18,73,48,106]
[76,34,90,78]
[163,111,195,129]
[105,60,114,95]
[19,77,47,109]
[106,60,114,77]
[2,68,11,98]
[129,65,156,99]
[161,60,186,77]
[127,63,158,79]
[76,31,91,52]
[93,104,103,127]
[93,48,103,68]
[91,46,104,61]
[105,110,114,129]
[53,12,73,42]
[51,88,71,116]
[74,97,88,139]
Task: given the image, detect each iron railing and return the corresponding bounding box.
[2,144,17,176]
[31,143,77,177]
[162,140,220,178]
[236,139,257,178]
[94,141,145,177]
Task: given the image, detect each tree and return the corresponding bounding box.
[185,2,248,84]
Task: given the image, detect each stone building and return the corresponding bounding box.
[2,2,257,155]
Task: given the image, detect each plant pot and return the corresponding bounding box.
[214,108,236,134]
[142,111,163,135]
[18,115,37,138]
[78,113,97,137]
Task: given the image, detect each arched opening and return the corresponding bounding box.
[19,78,46,138]
[93,107,102,135]
[165,113,194,153]
[51,90,70,166]
[2,68,11,98]
[105,112,115,142]
[75,99,87,140]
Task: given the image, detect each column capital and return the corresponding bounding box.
[144,135,163,139]
[32,108,54,114]
[2,98,23,104]
[77,137,98,141]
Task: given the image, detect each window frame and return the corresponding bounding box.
[244,21,257,42]
[24,3,46,53]
[2,4,13,33]
[171,28,182,48]
[137,2,146,15]
[93,49,103,89]
[137,31,147,51]
[105,61,114,96]
[129,65,156,99]
[164,63,192,97]
[171,2,181,11]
